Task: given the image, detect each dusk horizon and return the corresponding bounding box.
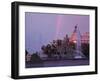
[25,12,89,54]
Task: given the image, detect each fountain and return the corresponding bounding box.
[72,25,86,59]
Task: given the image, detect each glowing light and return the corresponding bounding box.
[73,40,77,43]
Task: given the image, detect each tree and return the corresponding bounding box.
[25,50,28,62]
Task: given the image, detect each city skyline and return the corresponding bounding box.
[25,12,89,54]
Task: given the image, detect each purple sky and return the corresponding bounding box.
[25,12,89,54]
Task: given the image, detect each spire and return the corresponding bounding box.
[73,24,78,33]
[75,24,77,29]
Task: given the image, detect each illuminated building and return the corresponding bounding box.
[69,26,89,44]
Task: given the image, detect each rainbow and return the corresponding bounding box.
[55,15,63,39]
